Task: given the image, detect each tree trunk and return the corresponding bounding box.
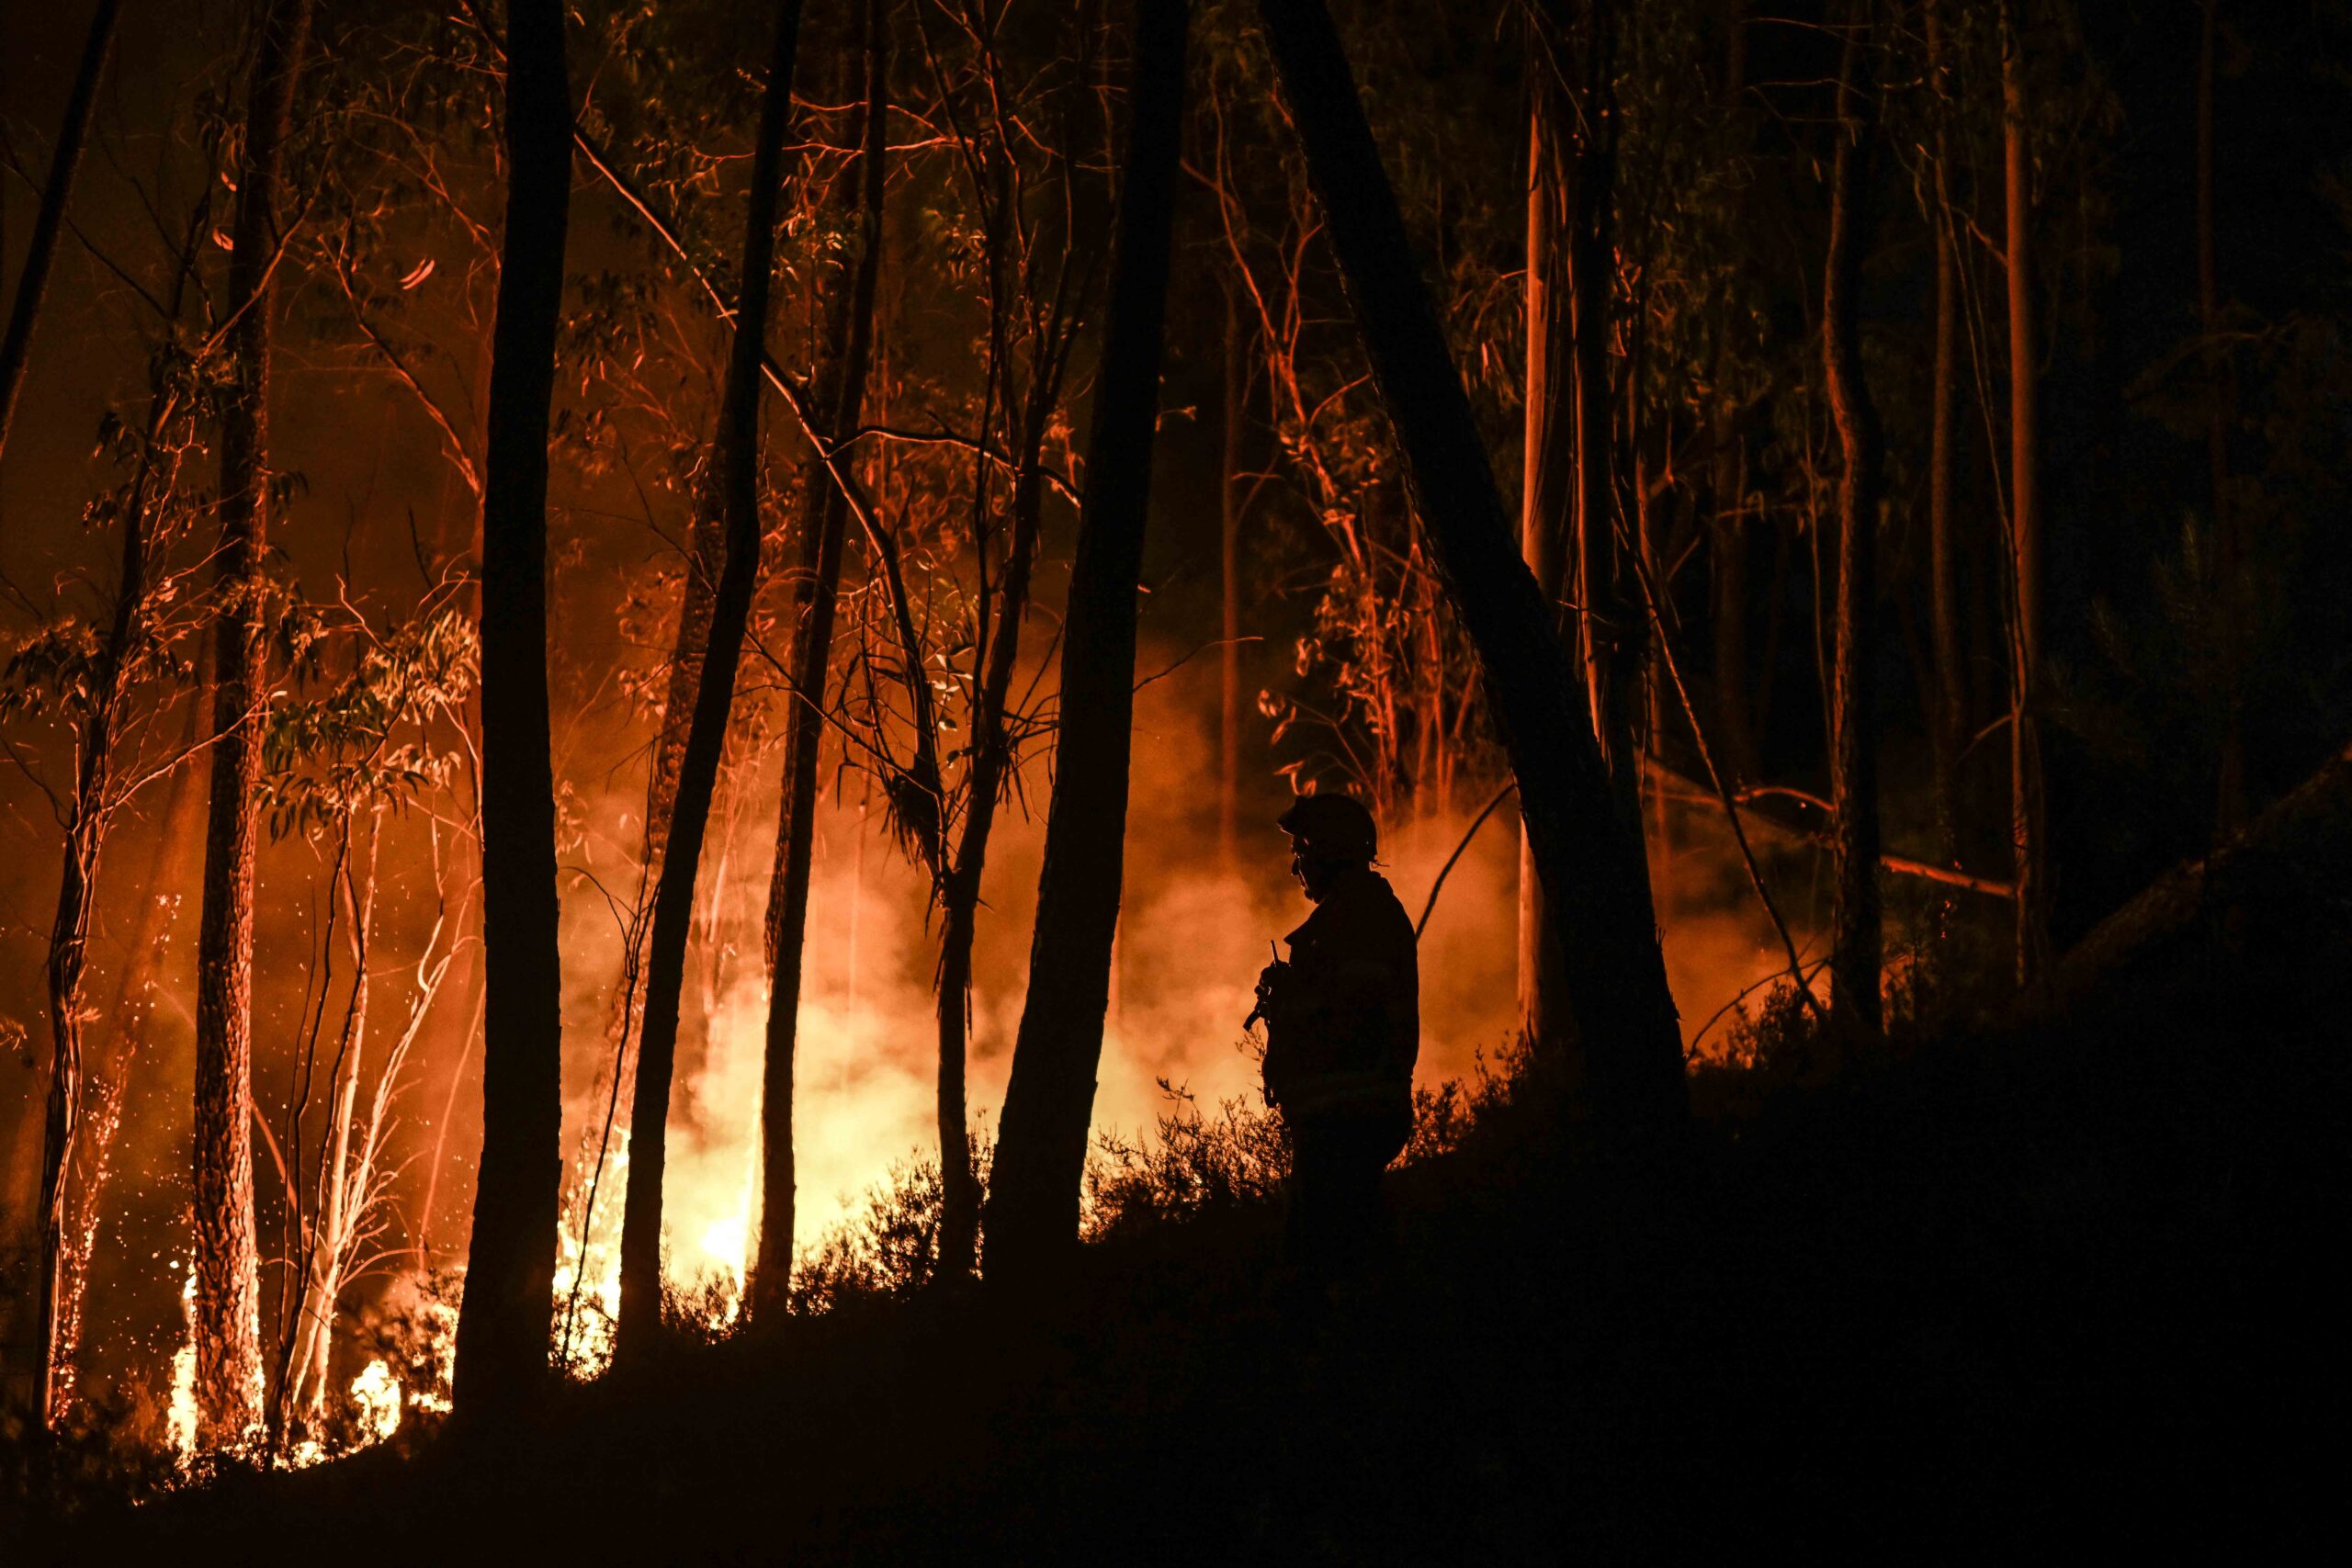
[288,832,375,1431]
[1254,0,1686,1144]
[2001,0,2049,990]
[1518,6,1574,1052]
[0,0,119,470]
[1563,0,1639,840]
[749,0,884,1323]
[32,464,152,1425]
[1218,280,1245,867]
[935,446,1046,1284]
[191,0,311,1450]
[2198,0,2241,841]
[1823,6,1883,1037]
[1925,0,1964,873]
[452,0,571,1419]
[1708,2,1755,791]
[616,0,805,1359]
[983,0,1190,1283]
[2055,736,2352,1007]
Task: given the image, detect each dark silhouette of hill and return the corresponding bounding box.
[27,870,2346,1563]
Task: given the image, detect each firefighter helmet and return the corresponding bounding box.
[1276,793,1378,861]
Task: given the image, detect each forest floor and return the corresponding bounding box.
[20,886,2347,1562]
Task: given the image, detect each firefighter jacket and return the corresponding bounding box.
[1260,865,1420,1120]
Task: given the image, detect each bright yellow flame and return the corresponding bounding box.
[165,1270,198,1463]
[349,1359,401,1444]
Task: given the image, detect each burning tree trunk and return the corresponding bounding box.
[1823,6,1883,1037]
[2001,0,2050,991]
[191,0,311,1449]
[983,0,1191,1283]
[1517,0,1576,1053]
[0,0,119,469]
[453,0,571,1418]
[616,0,805,1359]
[1252,0,1687,1143]
[748,0,886,1322]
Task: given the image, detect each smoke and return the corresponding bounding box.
[622,631,1829,1293]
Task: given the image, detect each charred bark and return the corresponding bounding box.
[983,0,1191,1283]
[0,0,119,470]
[616,0,806,1358]
[1253,0,1686,1144]
[453,0,571,1418]
[191,0,311,1449]
[746,0,886,1322]
[1823,6,1883,1037]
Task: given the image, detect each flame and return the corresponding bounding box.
[165,1269,198,1461]
[552,1130,628,1376]
[349,1359,401,1444]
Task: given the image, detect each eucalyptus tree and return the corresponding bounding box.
[986,0,1193,1283]
[192,0,315,1449]
[615,0,806,1360]
[750,0,888,1321]
[1252,0,1688,1144]
[454,0,573,1419]
[258,605,476,1440]
[1823,4,1885,1037]
[1,211,215,1427]
[0,0,120,471]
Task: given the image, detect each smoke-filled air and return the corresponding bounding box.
[2,0,2343,1554]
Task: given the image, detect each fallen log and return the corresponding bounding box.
[1642,762,2019,901]
[2053,738,2352,1007]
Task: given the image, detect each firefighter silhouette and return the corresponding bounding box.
[1250,793,1419,1278]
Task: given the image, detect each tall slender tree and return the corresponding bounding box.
[617,0,807,1358]
[1823,5,1883,1036]
[191,0,312,1449]
[1561,0,1640,846]
[1710,0,1756,787]
[984,0,1193,1283]
[749,0,887,1322]
[1923,0,1966,874]
[26,208,210,1428]
[1218,281,1245,867]
[1518,0,1576,1053]
[452,0,572,1418]
[1253,0,1686,1145]
[0,0,119,473]
[2001,0,2049,989]
[2198,0,2241,841]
